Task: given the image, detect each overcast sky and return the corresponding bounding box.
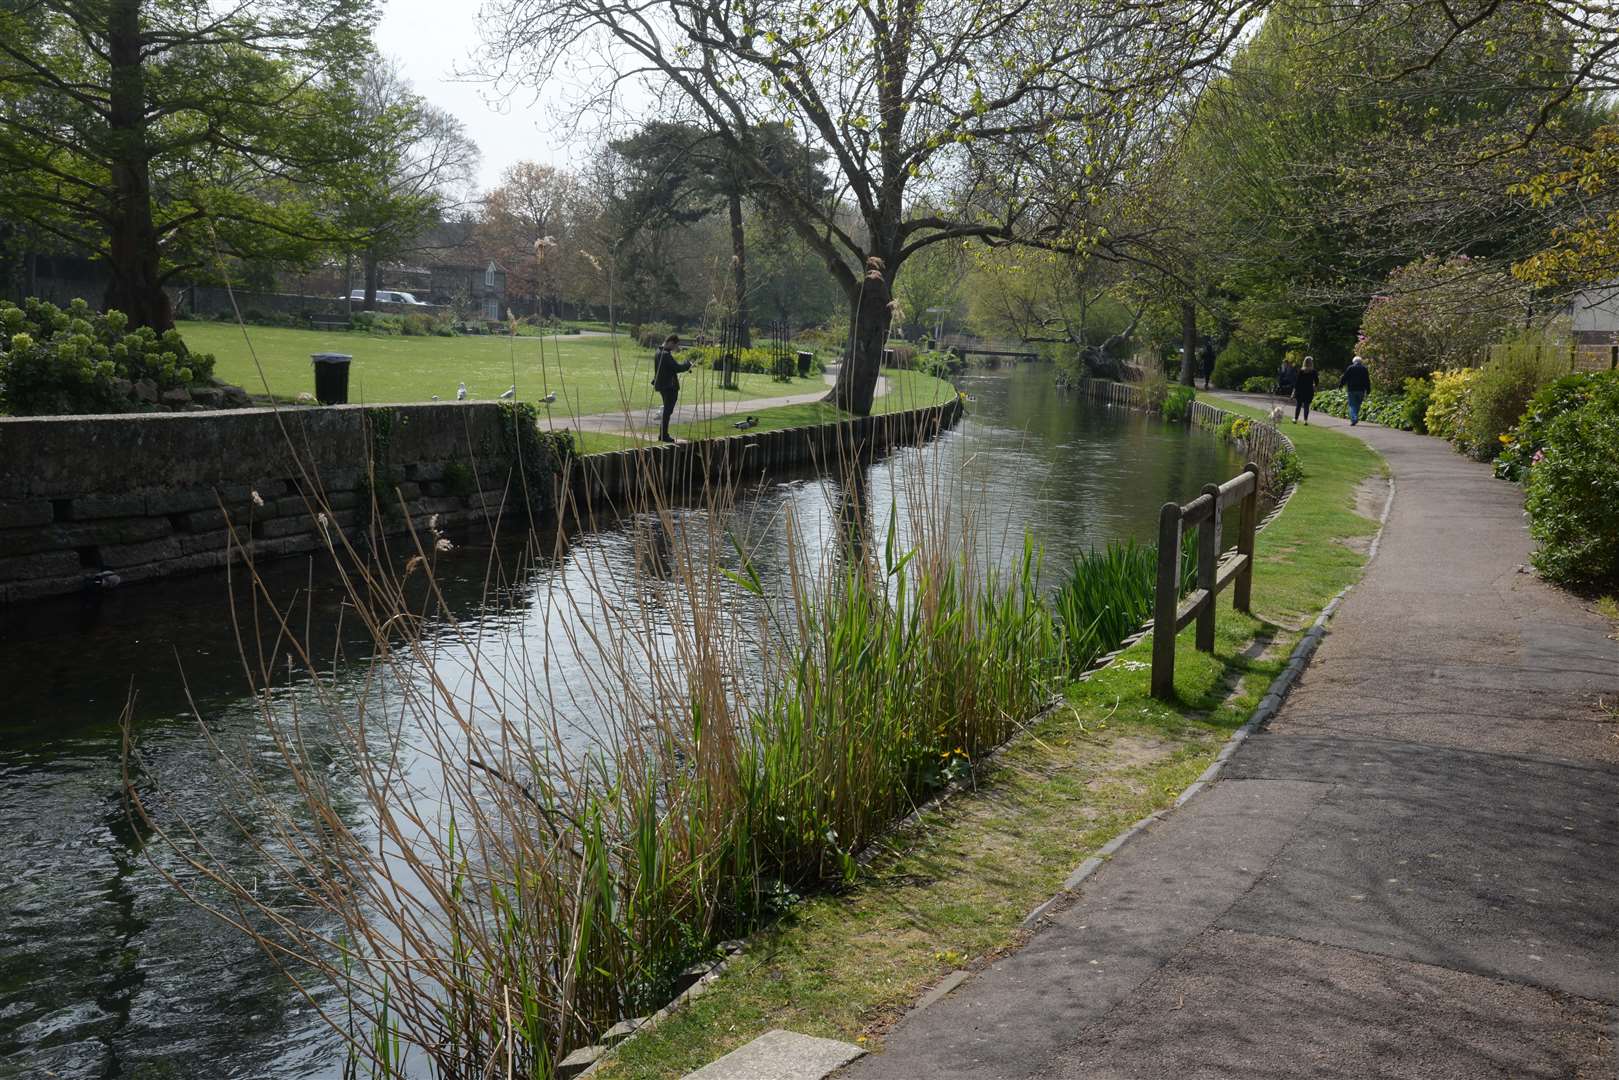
[374,0,579,192]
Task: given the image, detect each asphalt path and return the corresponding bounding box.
[841,392,1618,1079]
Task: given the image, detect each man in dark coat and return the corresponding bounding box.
[1340,354,1372,425]
[1199,338,1217,390]
[652,333,691,442]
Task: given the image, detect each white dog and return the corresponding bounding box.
[1268,405,1285,425]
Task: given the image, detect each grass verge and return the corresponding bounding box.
[592,397,1384,1078]
[668,369,956,441]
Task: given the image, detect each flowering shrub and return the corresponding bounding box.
[1357,256,1524,386]
[1424,368,1480,441]
[1495,371,1619,481]
[1456,348,1567,460]
[0,298,216,415]
[1525,394,1619,589]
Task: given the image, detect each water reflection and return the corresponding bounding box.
[0,366,1243,1078]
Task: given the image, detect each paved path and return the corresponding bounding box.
[842,393,1618,1079]
[564,372,886,439]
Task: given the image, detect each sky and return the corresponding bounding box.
[373,0,582,192]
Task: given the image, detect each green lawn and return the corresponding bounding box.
[176,320,830,418]
[670,369,957,440]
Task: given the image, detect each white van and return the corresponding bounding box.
[343,290,427,306]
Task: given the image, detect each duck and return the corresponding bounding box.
[733,415,759,430]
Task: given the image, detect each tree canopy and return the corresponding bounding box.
[0,0,381,329]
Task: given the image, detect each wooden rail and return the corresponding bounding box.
[1151,463,1261,700]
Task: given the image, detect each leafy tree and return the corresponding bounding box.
[0,0,379,331]
[1511,125,1619,288]
[609,120,828,345]
[1357,255,1526,384]
[480,0,1257,413]
[1164,0,1593,368]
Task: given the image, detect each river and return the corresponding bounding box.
[0,365,1244,1079]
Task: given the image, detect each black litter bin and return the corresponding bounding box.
[797,350,813,378]
[311,353,352,405]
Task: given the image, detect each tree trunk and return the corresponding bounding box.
[363,253,380,310]
[103,0,173,332]
[728,190,751,347]
[1179,298,1197,387]
[827,268,890,415]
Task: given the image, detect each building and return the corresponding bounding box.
[1571,285,1619,372]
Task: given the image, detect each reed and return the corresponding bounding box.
[125,266,1183,1079]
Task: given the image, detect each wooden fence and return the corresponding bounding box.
[1151,464,1262,699]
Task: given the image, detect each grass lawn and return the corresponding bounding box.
[175,320,830,418]
[669,368,957,440]
[593,396,1385,1078]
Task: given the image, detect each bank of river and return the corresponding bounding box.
[0,365,1244,1078]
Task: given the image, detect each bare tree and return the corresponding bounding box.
[343,58,481,310]
[477,0,1260,412]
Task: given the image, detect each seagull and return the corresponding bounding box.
[498,386,516,400]
[540,391,557,404]
[431,394,440,402]
[733,415,758,430]
[456,382,467,401]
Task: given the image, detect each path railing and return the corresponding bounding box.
[1152,463,1261,700]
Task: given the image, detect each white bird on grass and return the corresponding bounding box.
[431,394,440,402]
[540,391,557,404]
[499,386,515,400]
[456,382,467,401]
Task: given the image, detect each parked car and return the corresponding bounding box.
[341,289,427,306]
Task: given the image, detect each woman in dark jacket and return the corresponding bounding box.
[652,333,691,442]
[1293,355,1319,424]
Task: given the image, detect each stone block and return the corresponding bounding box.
[258,516,317,540]
[0,550,82,582]
[0,525,54,558]
[66,492,149,519]
[682,1030,865,1080]
[178,529,235,556]
[145,487,223,515]
[0,500,53,529]
[99,536,181,568]
[556,1044,606,1079]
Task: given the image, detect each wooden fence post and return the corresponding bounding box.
[1196,482,1220,652]
[1152,502,1182,700]
[1234,463,1260,613]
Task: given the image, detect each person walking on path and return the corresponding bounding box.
[651,333,691,443]
[1340,354,1372,425]
[1277,357,1297,400]
[1200,339,1217,390]
[1292,355,1319,423]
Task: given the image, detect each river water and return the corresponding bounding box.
[0,366,1244,1079]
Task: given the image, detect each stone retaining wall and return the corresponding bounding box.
[559,400,965,518]
[0,402,550,603]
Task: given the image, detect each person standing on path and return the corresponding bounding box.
[1293,355,1319,424]
[652,333,691,443]
[1200,338,1217,390]
[1340,354,1372,425]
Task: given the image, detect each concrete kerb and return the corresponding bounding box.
[1014,451,1396,935]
